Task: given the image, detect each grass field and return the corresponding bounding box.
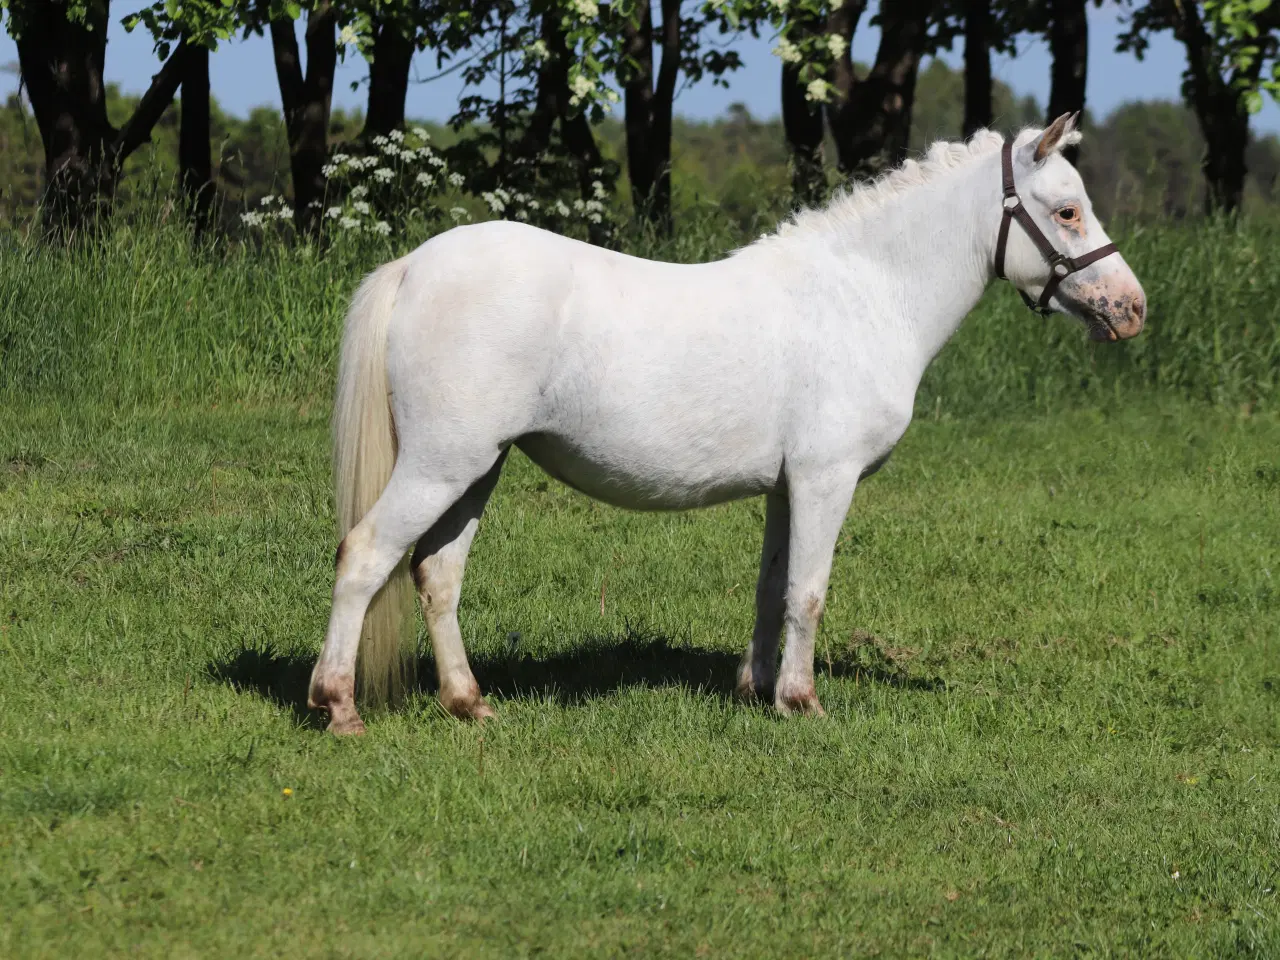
[3,395,1277,956]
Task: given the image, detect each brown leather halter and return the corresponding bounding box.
[994,139,1118,316]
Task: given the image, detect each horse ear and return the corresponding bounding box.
[1033,113,1073,162]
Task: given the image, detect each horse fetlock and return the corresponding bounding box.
[734,657,776,704]
[309,672,366,734]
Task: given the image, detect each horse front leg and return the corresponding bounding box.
[773,470,856,717]
[735,488,789,703]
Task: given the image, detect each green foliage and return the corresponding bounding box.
[1120,0,1280,115]
[1,397,1276,955]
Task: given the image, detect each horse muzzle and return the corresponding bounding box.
[1074,282,1146,342]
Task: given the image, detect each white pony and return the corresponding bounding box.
[309,116,1145,734]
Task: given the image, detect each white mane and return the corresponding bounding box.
[774,124,1083,241]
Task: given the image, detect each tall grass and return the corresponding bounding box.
[1,209,1276,414]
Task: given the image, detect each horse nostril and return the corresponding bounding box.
[1132,297,1146,321]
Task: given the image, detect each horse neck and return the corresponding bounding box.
[823,154,1000,372]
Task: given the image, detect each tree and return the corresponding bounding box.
[1120,0,1280,213]
[359,2,417,140]
[126,2,243,234]
[446,1,619,242]
[266,3,338,235]
[780,3,828,206]
[828,0,935,178]
[2,1,191,233]
[1046,0,1088,164]
[963,0,994,135]
[616,0,743,230]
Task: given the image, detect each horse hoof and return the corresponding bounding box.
[442,691,496,722]
[775,689,826,717]
[327,714,367,736]
[734,678,775,705]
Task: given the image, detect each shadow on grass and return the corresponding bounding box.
[207,625,943,726]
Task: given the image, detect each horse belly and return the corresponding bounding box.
[515,432,779,511]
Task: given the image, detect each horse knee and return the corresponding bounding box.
[333,527,394,598]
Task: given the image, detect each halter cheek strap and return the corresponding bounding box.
[993,140,1118,315]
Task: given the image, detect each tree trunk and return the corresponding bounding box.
[15,1,189,235]
[963,0,992,137]
[622,0,679,231]
[180,41,214,235]
[517,9,611,244]
[1202,106,1250,213]
[623,0,657,216]
[782,59,825,208]
[270,4,337,235]
[822,0,868,192]
[1170,1,1258,214]
[14,1,114,231]
[361,18,414,140]
[1047,0,1087,165]
[830,0,930,179]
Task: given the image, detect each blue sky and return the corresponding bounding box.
[4,1,1280,133]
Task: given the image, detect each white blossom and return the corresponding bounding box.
[449,207,470,223]
[526,39,550,61]
[806,78,832,103]
[388,129,405,142]
[350,185,369,200]
[827,34,848,59]
[338,25,359,47]
[772,39,801,64]
[415,172,435,187]
[260,195,276,206]
[568,73,597,107]
[448,172,465,187]
[371,220,392,236]
[411,126,429,140]
[554,200,571,217]
[373,167,394,183]
[339,216,360,230]
[326,206,343,219]
[569,0,598,20]
[353,201,372,215]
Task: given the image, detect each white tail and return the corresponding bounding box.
[332,258,415,706]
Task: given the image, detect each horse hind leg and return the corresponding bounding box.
[309,466,483,734]
[411,449,508,721]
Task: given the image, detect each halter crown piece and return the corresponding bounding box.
[993,139,1118,316]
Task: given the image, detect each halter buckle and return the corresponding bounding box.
[1002,195,1020,210]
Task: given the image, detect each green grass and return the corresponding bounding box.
[2,215,1278,414]
[2,398,1277,956]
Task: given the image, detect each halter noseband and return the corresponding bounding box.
[994,139,1118,316]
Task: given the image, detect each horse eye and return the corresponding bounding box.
[1057,206,1078,221]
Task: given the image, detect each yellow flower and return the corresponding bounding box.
[282,788,294,797]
